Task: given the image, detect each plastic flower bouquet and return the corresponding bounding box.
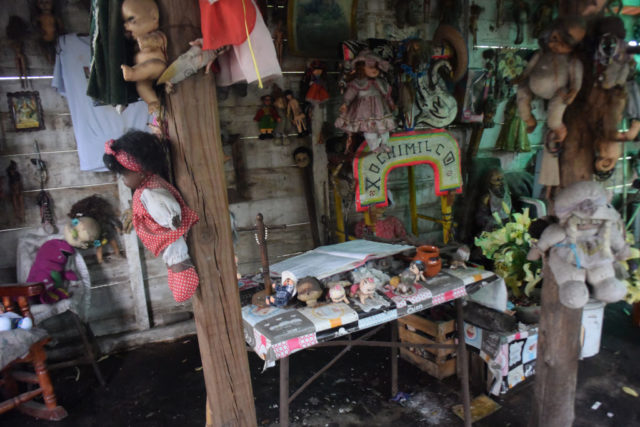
[474,204,541,297]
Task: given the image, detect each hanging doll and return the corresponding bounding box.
[7,161,25,223]
[65,195,123,264]
[254,95,281,139]
[335,50,396,153]
[6,16,29,88]
[303,60,330,106]
[103,131,200,303]
[285,90,308,137]
[515,17,586,142]
[120,0,167,114]
[33,0,64,64]
[26,239,77,304]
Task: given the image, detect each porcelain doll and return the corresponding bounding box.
[103,131,200,303]
[335,50,396,153]
[527,181,630,309]
[266,270,297,307]
[120,0,167,114]
[254,95,281,139]
[515,17,586,142]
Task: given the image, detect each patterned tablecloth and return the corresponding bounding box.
[242,267,498,368]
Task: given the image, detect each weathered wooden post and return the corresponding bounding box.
[158,1,257,425]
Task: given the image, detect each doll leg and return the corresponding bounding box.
[96,246,104,264]
[587,264,627,303]
[548,254,588,308]
[109,238,123,258]
[164,239,199,302]
[516,85,537,133]
[364,132,382,152]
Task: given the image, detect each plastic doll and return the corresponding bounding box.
[285,90,309,137]
[266,270,297,307]
[515,17,586,142]
[103,131,200,303]
[303,60,330,106]
[254,95,281,139]
[120,0,167,114]
[335,50,396,153]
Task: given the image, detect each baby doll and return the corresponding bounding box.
[285,90,308,137]
[65,195,123,264]
[254,95,281,139]
[515,17,586,142]
[120,0,167,114]
[335,50,396,153]
[26,239,77,304]
[266,270,297,307]
[103,131,200,303]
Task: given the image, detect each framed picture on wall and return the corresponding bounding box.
[7,91,45,132]
[288,0,358,58]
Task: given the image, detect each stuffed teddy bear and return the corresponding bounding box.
[527,181,630,309]
[26,239,77,304]
[0,311,33,331]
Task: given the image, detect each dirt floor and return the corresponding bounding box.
[3,301,640,426]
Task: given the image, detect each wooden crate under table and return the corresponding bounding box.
[397,313,457,380]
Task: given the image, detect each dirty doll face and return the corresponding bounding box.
[122,0,159,39]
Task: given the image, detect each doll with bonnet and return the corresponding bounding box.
[103,131,199,303]
[335,50,396,153]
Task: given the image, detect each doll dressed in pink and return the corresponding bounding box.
[335,50,396,153]
[103,131,200,302]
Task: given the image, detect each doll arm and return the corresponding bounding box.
[140,188,182,230]
[512,51,541,84]
[527,223,566,260]
[564,56,583,104]
[610,220,631,261]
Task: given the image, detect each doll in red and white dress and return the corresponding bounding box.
[103,131,199,302]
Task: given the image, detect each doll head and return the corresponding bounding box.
[329,284,346,302]
[37,0,53,14]
[122,0,160,40]
[546,17,586,54]
[409,260,424,275]
[293,147,312,168]
[103,130,168,189]
[351,50,390,79]
[63,216,101,250]
[261,95,273,106]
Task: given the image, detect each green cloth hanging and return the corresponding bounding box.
[87,0,139,106]
[495,95,530,152]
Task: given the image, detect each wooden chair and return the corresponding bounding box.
[0,282,68,420]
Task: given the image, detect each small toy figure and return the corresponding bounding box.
[254,95,281,139]
[296,276,324,307]
[0,312,33,331]
[266,270,297,307]
[65,195,123,264]
[103,131,200,303]
[527,181,630,309]
[450,245,471,269]
[351,276,377,304]
[26,239,77,304]
[475,168,512,233]
[335,50,396,153]
[303,60,329,106]
[399,260,426,294]
[120,0,167,114]
[285,90,308,137]
[328,283,350,304]
[515,17,586,142]
[34,0,63,64]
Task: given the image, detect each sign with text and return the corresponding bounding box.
[353,130,462,212]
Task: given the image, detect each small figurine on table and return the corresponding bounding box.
[254,95,281,139]
[398,260,426,294]
[103,131,200,303]
[296,276,324,307]
[266,270,297,307]
[285,90,308,137]
[350,276,377,304]
[450,245,470,269]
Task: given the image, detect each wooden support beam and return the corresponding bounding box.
[158,1,257,425]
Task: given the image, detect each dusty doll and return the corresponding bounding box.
[335,50,396,153]
[120,0,167,114]
[515,17,586,142]
[103,131,199,303]
[254,95,281,139]
[285,90,308,137]
[266,270,297,307]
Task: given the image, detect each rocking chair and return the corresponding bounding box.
[0,282,67,420]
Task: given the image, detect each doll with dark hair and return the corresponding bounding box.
[103,130,199,303]
[303,60,329,106]
[65,195,123,263]
[253,95,281,139]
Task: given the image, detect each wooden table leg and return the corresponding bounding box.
[391,320,398,397]
[456,299,472,427]
[280,356,289,427]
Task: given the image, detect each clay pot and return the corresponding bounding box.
[414,245,442,278]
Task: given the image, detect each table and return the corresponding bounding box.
[241,266,498,426]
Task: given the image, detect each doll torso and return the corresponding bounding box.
[550,223,617,269]
[336,78,396,134]
[528,52,572,99]
[134,31,167,66]
[132,175,198,256]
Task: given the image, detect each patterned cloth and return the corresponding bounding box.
[354,216,407,240]
[167,267,199,303]
[132,175,199,257]
[104,140,143,172]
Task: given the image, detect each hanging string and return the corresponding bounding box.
[242,0,262,88]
